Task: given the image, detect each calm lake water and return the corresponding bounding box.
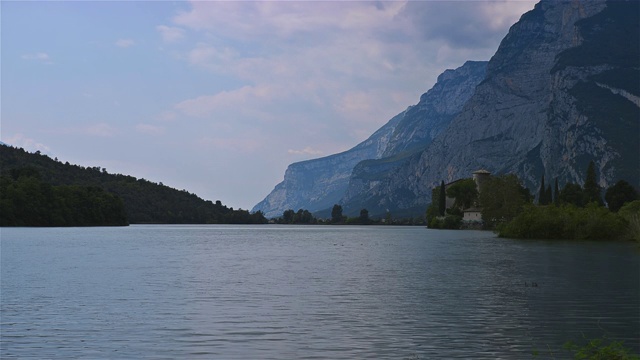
[1,225,638,359]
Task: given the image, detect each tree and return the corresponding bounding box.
[446,178,478,210]
[359,209,370,224]
[554,178,560,206]
[425,186,440,225]
[479,174,531,229]
[331,204,343,224]
[294,209,313,224]
[559,182,586,207]
[282,209,295,223]
[545,185,552,206]
[538,175,547,205]
[584,160,603,205]
[605,180,639,212]
[438,180,446,216]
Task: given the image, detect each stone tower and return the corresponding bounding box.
[472,169,491,192]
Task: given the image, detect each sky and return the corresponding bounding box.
[1,0,536,210]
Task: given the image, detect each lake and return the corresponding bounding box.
[1,225,638,359]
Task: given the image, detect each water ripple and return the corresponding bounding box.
[1,226,638,359]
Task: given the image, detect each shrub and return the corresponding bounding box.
[618,200,640,242]
[428,215,461,230]
[499,204,627,240]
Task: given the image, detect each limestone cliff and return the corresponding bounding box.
[344,0,638,217]
[253,61,488,218]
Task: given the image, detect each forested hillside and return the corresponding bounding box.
[0,145,267,225]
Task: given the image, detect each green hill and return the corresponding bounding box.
[0,145,266,226]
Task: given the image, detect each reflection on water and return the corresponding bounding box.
[1,225,638,359]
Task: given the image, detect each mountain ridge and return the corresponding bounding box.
[255,0,638,219]
[344,0,638,217]
[253,60,488,218]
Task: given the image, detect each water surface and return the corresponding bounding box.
[1,225,638,359]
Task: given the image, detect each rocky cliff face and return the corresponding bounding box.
[255,0,638,219]
[344,0,638,216]
[252,112,403,218]
[253,61,488,218]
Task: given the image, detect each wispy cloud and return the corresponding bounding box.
[175,85,274,117]
[168,1,534,150]
[21,52,52,64]
[156,25,185,43]
[115,38,135,48]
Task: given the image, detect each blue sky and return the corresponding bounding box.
[1,0,535,210]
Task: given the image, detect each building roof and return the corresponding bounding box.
[473,169,491,175]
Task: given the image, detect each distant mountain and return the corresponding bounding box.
[0,145,267,224]
[253,61,487,218]
[345,0,638,217]
[256,0,638,219]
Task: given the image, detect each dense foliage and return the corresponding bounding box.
[446,178,478,211]
[498,203,628,240]
[0,170,128,227]
[331,204,344,224]
[534,336,640,359]
[277,209,317,224]
[618,201,640,242]
[605,180,639,212]
[583,161,603,205]
[425,179,478,229]
[0,145,267,225]
[498,166,639,241]
[495,165,638,240]
[479,174,532,229]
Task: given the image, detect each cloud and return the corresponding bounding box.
[157,0,537,208]
[136,123,164,135]
[186,43,238,72]
[287,147,323,156]
[156,25,185,43]
[173,1,407,39]
[400,1,535,49]
[3,133,52,153]
[175,85,275,117]
[115,38,135,48]
[169,1,535,128]
[21,52,52,64]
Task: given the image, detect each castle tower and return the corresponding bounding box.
[472,169,491,192]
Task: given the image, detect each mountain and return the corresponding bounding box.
[343,0,638,217]
[256,0,638,219]
[0,145,267,224]
[253,61,488,218]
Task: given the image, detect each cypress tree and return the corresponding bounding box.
[438,180,446,216]
[538,175,547,205]
[545,185,552,206]
[584,161,602,205]
[554,178,560,206]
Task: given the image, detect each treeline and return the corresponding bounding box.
[274,204,426,225]
[1,168,128,226]
[500,161,639,240]
[0,145,267,225]
[426,161,639,241]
